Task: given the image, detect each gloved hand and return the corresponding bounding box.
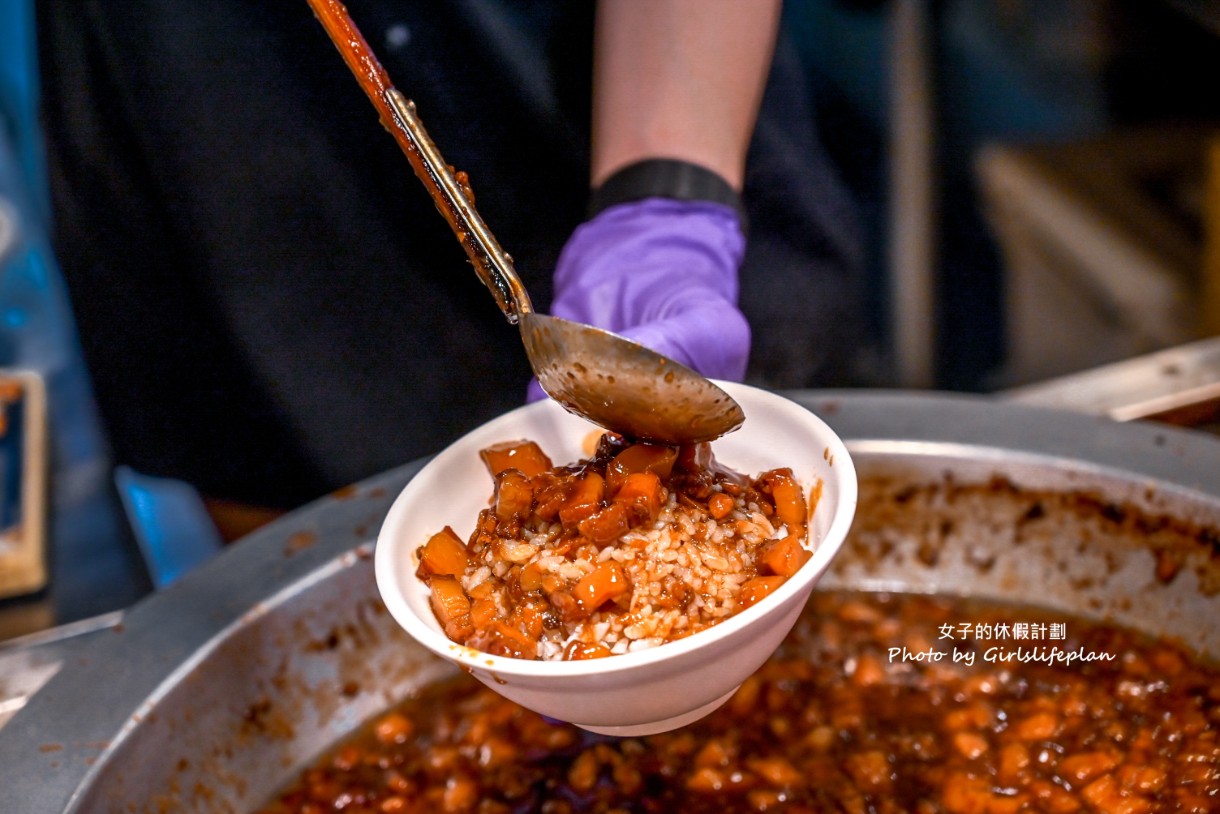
[529,197,750,401]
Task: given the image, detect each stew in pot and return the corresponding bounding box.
[257,590,1220,813]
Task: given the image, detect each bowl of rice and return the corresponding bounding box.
[375,381,857,735]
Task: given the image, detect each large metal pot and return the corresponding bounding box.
[1,391,1218,812]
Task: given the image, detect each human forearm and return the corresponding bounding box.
[590,0,782,190]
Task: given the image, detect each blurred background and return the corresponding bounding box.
[0,0,1218,639]
[789,0,1218,392]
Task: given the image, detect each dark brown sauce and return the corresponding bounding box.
[257,591,1220,813]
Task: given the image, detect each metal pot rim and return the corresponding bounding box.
[2,390,1218,811]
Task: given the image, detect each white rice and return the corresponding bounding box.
[461,484,797,661]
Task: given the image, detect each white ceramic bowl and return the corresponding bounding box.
[375,381,857,735]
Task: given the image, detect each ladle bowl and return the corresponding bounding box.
[522,312,744,444]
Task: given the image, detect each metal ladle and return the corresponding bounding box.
[307,0,744,444]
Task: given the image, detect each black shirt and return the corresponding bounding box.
[37,0,862,509]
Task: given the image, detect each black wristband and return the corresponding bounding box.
[587,159,747,228]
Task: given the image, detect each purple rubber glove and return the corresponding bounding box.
[528,197,750,401]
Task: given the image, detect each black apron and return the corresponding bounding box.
[37,0,863,509]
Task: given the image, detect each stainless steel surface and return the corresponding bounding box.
[0,463,427,813]
[1005,336,1220,424]
[1,391,1218,812]
[0,198,17,266]
[313,0,743,445]
[0,612,122,731]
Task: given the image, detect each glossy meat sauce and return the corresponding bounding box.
[258,591,1220,813]
[415,436,811,661]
